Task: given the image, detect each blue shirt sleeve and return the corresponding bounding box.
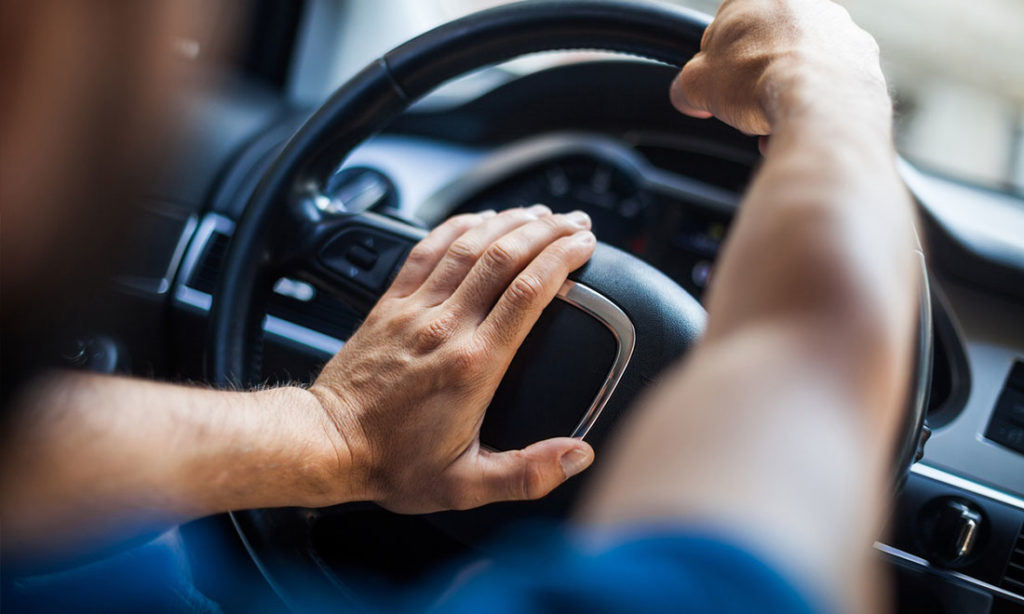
[8,526,825,614]
[417,527,824,614]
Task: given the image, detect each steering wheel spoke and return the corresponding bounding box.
[288,211,427,314]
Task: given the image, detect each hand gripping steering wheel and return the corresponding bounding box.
[207,1,932,608]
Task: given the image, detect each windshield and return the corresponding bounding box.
[320,0,1024,195]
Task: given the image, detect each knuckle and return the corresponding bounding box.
[446,238,480,268]
[448,212,481,227]
[678,56,706,84]
[446,341,485,377]
[539,214,566,231]
[505,274,546,308]
[481,240,519,271]
[404,243,438,268]
[674,60,710,106]
[386,306,416,329]
[545,238,576,261]
[507,207,537,220]
[700,23,713,49]
[519,462,548,500]
[437,213,480,235]
[412,310,458,353]
[361,305,386,328]
[365,299,405,330]
[507,208,543,226]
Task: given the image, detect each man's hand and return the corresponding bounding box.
[307,206,597,513]
[670,0,888,137]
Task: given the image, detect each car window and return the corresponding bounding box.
[668,0,1024,197]
[325,0,1024,197]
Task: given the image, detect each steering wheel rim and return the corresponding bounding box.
[208,0,717,386]
[206,1,931,609]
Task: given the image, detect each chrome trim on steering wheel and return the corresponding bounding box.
[556,280,636,439]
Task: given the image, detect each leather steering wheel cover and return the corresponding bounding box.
[208,1,713,387]
[383,0,713,100]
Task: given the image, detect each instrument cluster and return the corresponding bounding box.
[433,137,742,301]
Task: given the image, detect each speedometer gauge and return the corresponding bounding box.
[450,155,651,253]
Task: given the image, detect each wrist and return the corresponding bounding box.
[298,384,377,507]
[762,50,892,134]
[166,386,369,514]
[215,386,374,510]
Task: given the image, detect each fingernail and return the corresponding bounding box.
[480,209,497,218]
[560,448,592,479]
[566,210,590,228]
[575,230,595,245]
[529,204,552,216]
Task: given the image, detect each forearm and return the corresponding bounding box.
[0,372,350,562]
[706,65,918,416]
[1,207,599,564]
[582,334,889,612]
[582,9,920,611]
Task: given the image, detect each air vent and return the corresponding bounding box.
[189,229,362,343]
[191,232,231,294]
[266,287,361,342]
[1002,523,1024,596]
[986,361,1024,454]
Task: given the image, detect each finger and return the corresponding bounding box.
[418,205,552,303]
[476,230,595,349]
[387,211,494,297]
[448,211,592,320]
[670,56,713,118]
[453,439,595,508]
[758,135,771,157]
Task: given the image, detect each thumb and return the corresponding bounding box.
[670,55,713,119]
[467,438,595,505]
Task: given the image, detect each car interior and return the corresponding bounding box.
[57,0,1024,612]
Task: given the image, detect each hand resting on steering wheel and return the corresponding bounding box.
[308,205,597,514]
[0,206,598,561]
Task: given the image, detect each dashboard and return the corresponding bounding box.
[418,134,738,301]
[89,58,1024,611]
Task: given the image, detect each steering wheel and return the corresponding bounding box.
[207,0,932,609]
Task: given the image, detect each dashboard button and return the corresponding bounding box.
[319,227,410,295]
[345,244,379,270]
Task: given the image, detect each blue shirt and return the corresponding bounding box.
[403,527,821,614]
[7,527,821,613]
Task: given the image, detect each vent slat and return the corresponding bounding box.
[191,232,231,294]
[1001,524,1024,596]
[189,229,361,343]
